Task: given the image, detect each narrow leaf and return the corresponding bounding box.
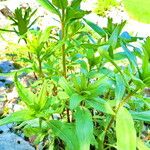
[130,111,150,122]
[48,120,79,150]
[37,81,47,110]
[0,110,34,126]
[52,0,68,9]
[14,74,37,108]
[37,0,60,17]
[71,0,82,8]
[86,98,114,115]
[115,74,125,104]
[83,18,106,37]
[116,107,136,150]
[75,107,93,150]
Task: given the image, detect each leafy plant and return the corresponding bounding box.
[0,0,150,150]
[0,7,38,38]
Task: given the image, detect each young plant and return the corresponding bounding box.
[0,0,150,150]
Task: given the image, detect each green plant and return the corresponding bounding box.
[0,6,39,78]
[0,7,38,37]
[94,0,119,16]
[0,0,150,150]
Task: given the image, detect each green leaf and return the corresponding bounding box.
[137,138,150,150]
[52,0,68,9]
[130,111,150,122]
[14,74,37,109]
[70,93,84,110]
[48,120,79,150]
[66,8,88,22]
[87,75,107,90]
[37,81,47,110]
[83,18,106,37]
[75,107,93,150]
[115,74,125,104]
[59,77,74,96]
[71,0,82,9]
[39,26,55,43]
[37,0,60,17]
[108,21,126,49]
[121,42,138,68]
[0,67,32,77]
[86,98,114,115]
[0,110,34,126]
[116,107,136,150]
[76,60,88,74]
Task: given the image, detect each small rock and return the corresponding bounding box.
[0,125,10,133]
[0,133,35,150]
[0,61,14,73]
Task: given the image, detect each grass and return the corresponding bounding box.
[123,0,150,24]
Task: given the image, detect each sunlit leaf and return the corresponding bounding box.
[37,81,47,110]
[137,138,150,150]
[83,18,106,37]
[116,107,136,150]
[0,110,34,126]
[75,107,93,150]
[37,0,60,17]
[52,0,68,9]
[14,74,37,109]
[86,98,114,115]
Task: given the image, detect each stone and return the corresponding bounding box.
[0,124,10,133]
[0,133,35,150]
[0,61,14,73]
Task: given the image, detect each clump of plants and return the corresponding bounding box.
[0,0,150,150]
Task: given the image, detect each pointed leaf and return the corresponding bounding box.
[14,74,37,108]
[83,18,106,37]
[121,42,138,68]
[115,74,125,104]
[86,98,114,115]
[37,81,47,110]
[108,21,126,49]
[130,111,150,122]
[48,120,79,150]
[66,8,88,22]
[52,0,68,9]
[116,107,136,150]
[59,77,74,96]
[37,0,60,17]
[71,0,82,9]
[75,107,93,150]
[0,110,34,126]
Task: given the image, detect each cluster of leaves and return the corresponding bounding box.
[94,0,120,16]
[0,0,150,150]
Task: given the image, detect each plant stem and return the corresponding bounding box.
[61,9,70,123]
[37,56,43,78]
[24,38,38,80]
[104,89,138,140]
[61,9,67,78]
